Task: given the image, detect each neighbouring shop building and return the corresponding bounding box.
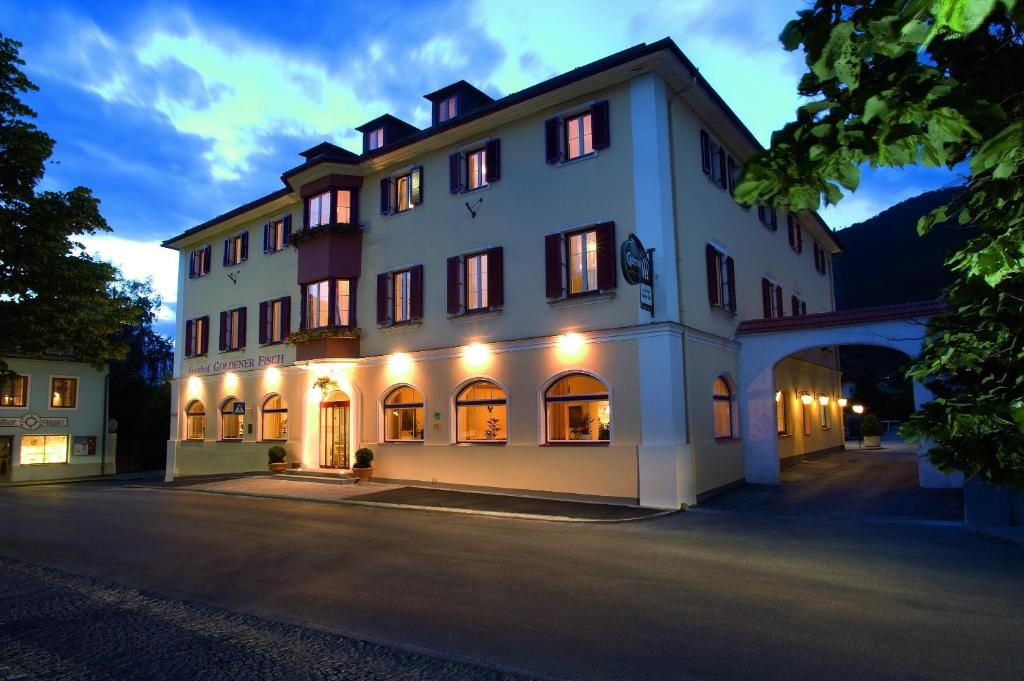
[0,357,115,482]
[162,39,846,509]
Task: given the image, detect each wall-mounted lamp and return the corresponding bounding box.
[775,391,782,402]
[838,397,848,408]
[463,342,491,370]
[387,352,413,379]
[224,371,239,391]
[556,333,586,362]
[818,394,830,407]
[800,393,813,406]
[852,404,865,415]
[187,375,201,397]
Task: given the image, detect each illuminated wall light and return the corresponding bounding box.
[224,371,239,391]
[463,342,491,370]
[852,404,865,414]
[775,391,782,403]
[387,352,413,379]
[800,393,813,406]
[818,394,830,407]
[187,376,201,397]
[838,397,848,408]
[265,366,281,389]
[556,333,586,362]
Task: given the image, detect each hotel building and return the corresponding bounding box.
[163,39,844,509]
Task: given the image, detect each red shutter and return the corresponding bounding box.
[594,222,616,289]
[379,177,390,214]
[449,152,462,193]
[700,130,711,175]
[200,315,210,354]
[447,256,462,314]
[485,139,501,182]
[796,223,803,253]
[791,295,799,317]
[705,244,718,305]
[762,279,772,319]
[486,247,503,308]
[258,301,268,344]
[223,238,231,266]
[544,117,561,164]
[282,215,292,245]
[184,320,194,357]
[774,286,783,320]
[188,251,196,279]
[591,100,610,149]
[237,307,247,347]
[410,264,424,320]
[240,232,248,261]
[545,233,564,298]
[203,246,211,274]
[281,297,291,337]
[376,272,389,325]
[726,257,737,312]
[219,311,228,351]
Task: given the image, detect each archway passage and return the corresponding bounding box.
[736,301,963,492]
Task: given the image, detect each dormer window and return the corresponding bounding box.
[437,95,457,122]
[367,127,384,151]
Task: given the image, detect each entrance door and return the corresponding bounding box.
[0,436,11,481]
[319,401,349,468]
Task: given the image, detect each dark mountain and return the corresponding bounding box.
[832,187,972,309]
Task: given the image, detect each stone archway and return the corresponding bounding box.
[736,302,963,489]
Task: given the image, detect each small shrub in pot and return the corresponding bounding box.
[352,447,374,483]
[267,445,288,472]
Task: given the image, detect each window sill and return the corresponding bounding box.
[542,441,610,447]
[714,437,741,444]
[379,320,423,333]
[454,183,491,196]
[217,439,243,443]
[383,440,424,445]
[448,308,502,323]
[455,441,507,446]
[556,151,599,167]
[219,348,246,354]
[261,439,287,443]
[260,341,286,348]
[0,406,29,411]
[548,291,615,309]
[710,305,736,320]
[778,433,792,438]
[383,207,415,218]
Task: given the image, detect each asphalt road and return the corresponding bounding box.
[0,480,1021,681]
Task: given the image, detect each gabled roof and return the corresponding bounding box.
[298,142,360,163]
[423,79,494,104]
[354,113,419,135]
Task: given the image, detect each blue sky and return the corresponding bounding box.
[1,0,960,337]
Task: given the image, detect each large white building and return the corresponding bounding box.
[162,39,845,508]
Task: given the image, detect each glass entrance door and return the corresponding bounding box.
[319,401,349,468]
[0,436,11,481]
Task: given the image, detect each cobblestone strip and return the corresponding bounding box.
[0,557,538,681]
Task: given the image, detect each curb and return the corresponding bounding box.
[167,486,681,524]
[0,471,161,489]
[970,525,1024,547]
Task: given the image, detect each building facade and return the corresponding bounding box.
[163,40,844,508]
[0,357,115,482]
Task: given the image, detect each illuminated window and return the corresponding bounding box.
[802,401,811,436]
[225,232,247,265]
[438,95,457,122]
[261,394,288,441]
[336,189,352,224]
[308,191,331,228]
[393,270,411,323]
[776,391,788,435]
[267,219,287,252]
[186,316,208,357]
[1,375,28,407]
[222,307,245,351]
[820,397,832,429]
[367,127,384,150]
[466,148,487,190]
[50,377,77,409]
[305,281,330,328]
[384,386,424,442]
[381,168,422,215]
[189,245,211,278]
[565,112,593,160]
[263,297,288,344]
[335,279,351,326]
[568,230,599,295]
[221,397,244,440]
[465,253,489,311]
[455,380,506,443]
[713,377,733,439]
[20,435,68,465]
[396,174,412,212]
[545,373,610,443]
[185,400,205,440]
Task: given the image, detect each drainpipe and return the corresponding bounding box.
[100,371,109,476]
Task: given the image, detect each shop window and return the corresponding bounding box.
[20,434,68,465]
[455,380,507,443]
[545,373,610,443]
[50,377,77,409]
[221,397,244,441]
[384,385,424,442]
[713,377,734,439]
[185,400,206,440]
[1,374,28,407]
[261,394,288,441]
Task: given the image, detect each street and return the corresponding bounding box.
[0,477,1021,680]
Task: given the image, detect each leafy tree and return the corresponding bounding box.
[0,35,147,375]
[735,1,1024,487]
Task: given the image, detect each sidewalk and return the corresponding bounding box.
[163,475,674,523]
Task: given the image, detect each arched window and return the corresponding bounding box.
[221,397,244,441]
[455,380,506,443]
[384,386,424,442]
[545,373,610,443]
[713,377,733,439]
[185,400,206,441]
[262,394,288,441]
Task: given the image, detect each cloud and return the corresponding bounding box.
[79,234,178,322]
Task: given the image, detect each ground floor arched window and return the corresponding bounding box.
[185,400,206,440]
[221,397,244,441]
[713,377,733,439]
[262,394,288,441]
[545,373,610,443]
[455,380,507,443]
[384,385,424,442]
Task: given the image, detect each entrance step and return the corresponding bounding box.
[277,469,357,485]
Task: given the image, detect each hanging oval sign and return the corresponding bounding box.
[620,234,651,285]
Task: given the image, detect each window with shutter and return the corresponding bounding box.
[788,215,803,253]
[545,233,564,298]
[544,117,562,164]
[706,244,734,312]
[762,280,783,319]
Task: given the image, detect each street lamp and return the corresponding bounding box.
[852,404,865,414]
[838,397,848,408]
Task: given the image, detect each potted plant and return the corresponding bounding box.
[860,414,883,448]
[352,447,374,483]
[267,445,288,472]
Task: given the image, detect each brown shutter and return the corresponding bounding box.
[410,264,424,320]
[726,257,737,312]
[376,273,389,325]
[486,247,503,308]
[411,166,423,205]
[705,244,718,305]
[299,287,307,331]
[379,177,390,214]
[237,307,247,347]
[449,152,462,193]
[349,278,358,328]
[770,208,778,232]
[200,315,210,354]
[203,246,211,273]
[774,286,783,320]
[796,223,803,253]
[545,233,564,298]
[219,311,228,351]
[281,297,291,337]
[485,139,500,182]
[762,279,772,319]
[544,116,560,163]
[700,130,711,175]
[591,100,610,149]
[717,148,728,189]
[223,238,231,266]
[447,256,462,314]
[791,295,799,316]
[188,251,196,279]
[259,301,268,344]
[594,222,616,289]
[184,320,194,357]
[262,223,270,253]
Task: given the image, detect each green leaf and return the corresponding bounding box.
[863,95,888,123]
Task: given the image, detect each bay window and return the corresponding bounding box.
[305,281,330,328]
[455,380,507,443]
[308,191,331,227]
[335,279,351,326]
[384,386,424,442]
[303,279,355,329]
[545,373,610,443]
[1,375,28,407]
[306,189,356,228]
[50,377,77,409]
